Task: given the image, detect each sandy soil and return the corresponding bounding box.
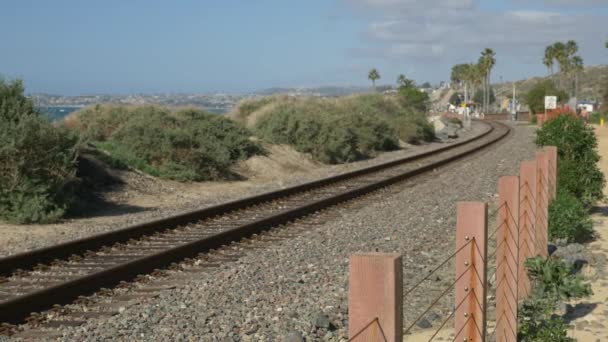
[566,125,608,341]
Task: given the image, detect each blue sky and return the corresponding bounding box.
[1,0,607,95]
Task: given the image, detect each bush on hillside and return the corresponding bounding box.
[548,190,594,242]
[252,94,435,163]
[255,102,399,163]
[68,105,261,182]
[0,78,80,223]
[398,86,429,113]
[524,80,569,114]
[535,114,605,205]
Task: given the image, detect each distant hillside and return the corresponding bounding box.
[493,64,608,104]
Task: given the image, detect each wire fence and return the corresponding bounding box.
[346,146,557,342]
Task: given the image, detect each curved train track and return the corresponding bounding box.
[0,121,510,328]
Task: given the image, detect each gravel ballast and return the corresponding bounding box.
[14,123,538,342]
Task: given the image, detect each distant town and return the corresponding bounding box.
[30,86,382,115]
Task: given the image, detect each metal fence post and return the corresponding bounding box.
[495,177,519,342]
[348,253,403,342]
[518,161,537,299]
[454,202,488,342]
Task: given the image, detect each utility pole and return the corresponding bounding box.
[512,83,516,121]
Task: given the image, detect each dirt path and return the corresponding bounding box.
[566,125,608,341]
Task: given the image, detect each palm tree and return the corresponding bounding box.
[479,48,496,113]
[543,45,555,77]
[368,69,380,91]
[397,74,414,89]
[571,55,584,99]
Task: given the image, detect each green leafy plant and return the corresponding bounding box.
[536,114,605,206]
[0,78,80,223]
[525,257,592,300]
[518,257,591,341]
[548,190,594,242]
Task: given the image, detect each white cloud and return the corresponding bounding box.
[343,0,608,81]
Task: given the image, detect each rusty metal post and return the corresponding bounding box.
[454,202,487,342]
[544,146,558,200]
[348,253,403,342]
[495,177,519,342]
[536,152,549,257]
[518,161,537,299]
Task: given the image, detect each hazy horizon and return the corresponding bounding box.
[2,0,608,95]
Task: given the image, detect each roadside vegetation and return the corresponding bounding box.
[66,105,262,182]
[0,78,80,223]
[524,80,569,114]
[519,81,604,338]
[519,257,591,341]
[230,87,434,164]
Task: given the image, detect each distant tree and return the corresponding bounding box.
[421,82,432,89]
[449,92,463,106]
[399,86,429,112]
[474,87,495,105]
[397,74,415,89]
[451,63,478,106]
[545,40,583,95]
[368,69,380,90]
[543,45,556,77]
[396,75,429,112]
[524,80,568,114]
[478,48,496,112]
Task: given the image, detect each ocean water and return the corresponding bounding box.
[39,107,82,121]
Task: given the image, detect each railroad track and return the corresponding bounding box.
[0,121,510,330]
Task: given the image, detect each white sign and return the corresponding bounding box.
[545,96,557,110]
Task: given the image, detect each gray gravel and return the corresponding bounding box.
[9,123,536,342]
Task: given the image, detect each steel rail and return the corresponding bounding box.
[0,121,497,276]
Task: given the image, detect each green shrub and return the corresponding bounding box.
[249,94,433,164]
[0,78,80,223]
[524,80,569,114]
[253,95,416,164]
[518,257,591,341]
[536,114,605,205]
[525,257,592,300]
[549,190,594,242]
[68,105,261,182]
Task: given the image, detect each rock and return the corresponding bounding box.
[547,243,558,255]
[553,243,589,271]
[446,126,459,139]
[283,331,304,342]
[416,318,433,329]
[313,312,330,329]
